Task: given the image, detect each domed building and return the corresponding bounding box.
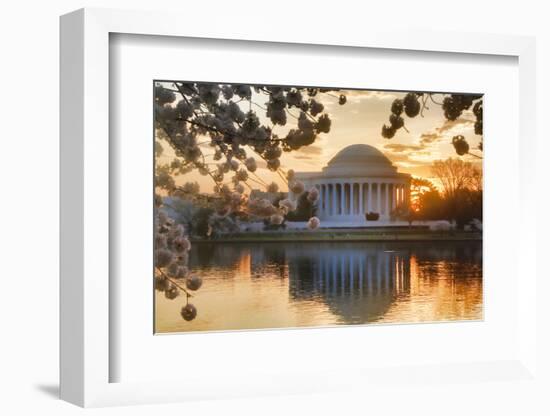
[293,144,411,223]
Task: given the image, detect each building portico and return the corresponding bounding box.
[293,144,411,223]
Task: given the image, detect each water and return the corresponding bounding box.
[155,241,483,333]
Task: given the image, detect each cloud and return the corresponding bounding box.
[344,89,399,103]
[322,89,399,109]
[290,144,322,161]
[383,137,441,159]
[386,153,413,163]
[299,144,322,155]
[420,132,441,146]
[383,140,441,175]
[415,117,475,148]
[386,152,426,165]
[383,143,424,153]
[386,152,435,178]
[436,117,474,134]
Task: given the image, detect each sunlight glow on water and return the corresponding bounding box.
[155,241,482,333]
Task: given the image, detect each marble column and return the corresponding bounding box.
[317,185,322,216]
[323,184,329,215]
[339,183,344,215]
[347,183,351,215]
[385,183,390,215]
[359,183,363,215]
[327,184,330,216]
[391,183,395,210]
[386,183,391,213]
[349,183,354,215]
[390,184,394,212]
[343,184,347,215]
[321,185,325,215]
[390,183,394,213]
[368,183,372,212]
[375,183,380,213]
[380,183,384,214]
[379,183,384,213]
[335,184,338,215]
[329,184,333,215]
[317,184,325,215]
[332,184,337,216]
[382,183,386,213]
[379,183,383,213]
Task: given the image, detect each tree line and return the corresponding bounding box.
[392,157,482,229]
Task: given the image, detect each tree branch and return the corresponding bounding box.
[467,151,483,159]
[156,267,193,298]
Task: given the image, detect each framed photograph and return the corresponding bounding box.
[152,80,484,334]
[60,8,539,408]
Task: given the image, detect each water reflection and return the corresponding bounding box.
[155,241,482,333]
[286,245,411,324]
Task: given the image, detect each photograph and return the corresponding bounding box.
[153,81,483,333]
[1,0,545,412]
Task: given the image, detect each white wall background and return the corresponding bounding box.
[0,1,548,415]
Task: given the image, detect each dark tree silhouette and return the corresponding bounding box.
[154,82,345,321]
[382,92,483,159]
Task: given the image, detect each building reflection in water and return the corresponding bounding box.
[157,241,482,333]
[285,244,412,323]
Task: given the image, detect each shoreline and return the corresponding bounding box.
[190,230,482,243]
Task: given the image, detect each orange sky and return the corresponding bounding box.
[156,86,483,193]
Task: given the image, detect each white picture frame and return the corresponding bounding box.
[60,8,539,408]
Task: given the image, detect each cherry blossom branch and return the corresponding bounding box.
[428,93,443,106]
[249,170,268,186]
[285,108,300,120]
[420,94,428,117]
[244,176,265,187]
[173,83,199,119]
[156,267,193,298]
[158,122,221,188]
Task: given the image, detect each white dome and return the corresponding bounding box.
[322,144,397,177]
